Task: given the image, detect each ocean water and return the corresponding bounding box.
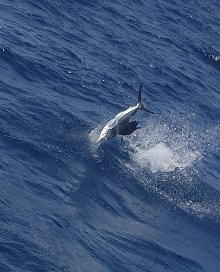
[0,0,220,271]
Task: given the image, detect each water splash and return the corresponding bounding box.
[88,125,106,158]
[127,120,202,174]
[120,116,220,224]
[135,142,199,173]
[89,126,101,143]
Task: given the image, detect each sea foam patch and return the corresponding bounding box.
[133,143,180,173]
[127,121,202,174]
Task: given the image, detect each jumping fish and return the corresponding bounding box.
[97,84,154,142]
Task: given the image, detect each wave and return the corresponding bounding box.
[90,109,220,230]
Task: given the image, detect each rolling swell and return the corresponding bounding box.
[100,234,204,272]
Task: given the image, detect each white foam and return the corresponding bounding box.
[133,143,179,173]
[134,142,201,173]
[126,121,202,174]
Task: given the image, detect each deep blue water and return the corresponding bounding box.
[0,0,220,271]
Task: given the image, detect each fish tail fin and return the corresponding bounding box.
[137,84,155,114]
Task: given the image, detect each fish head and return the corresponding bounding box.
[97,127,116,142]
